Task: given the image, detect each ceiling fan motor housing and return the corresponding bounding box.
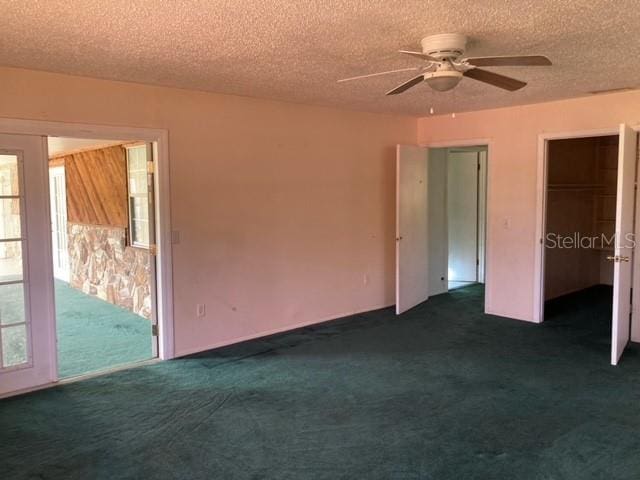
[420,33,467,60]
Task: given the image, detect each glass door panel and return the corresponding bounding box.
[0,135,55,396]
[0,154,28,370]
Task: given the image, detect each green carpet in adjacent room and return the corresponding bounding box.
[54,280,152,378]
[2,285,640,479]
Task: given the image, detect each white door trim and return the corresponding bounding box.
[48,165,69,282]
[533,127,621,324]
[0,117,174,363]
[477,150,488,283]
[420,138,492,314]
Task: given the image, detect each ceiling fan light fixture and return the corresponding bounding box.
[425,70,463,92]
[337,33,551,96]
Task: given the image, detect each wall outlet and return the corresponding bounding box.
[196,304,206,317]
[363,273,369,285]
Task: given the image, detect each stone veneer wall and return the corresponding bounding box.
[68,223,151,319]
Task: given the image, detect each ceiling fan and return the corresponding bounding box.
[338,34,552,95]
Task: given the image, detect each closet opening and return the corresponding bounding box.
[543,135,619,329]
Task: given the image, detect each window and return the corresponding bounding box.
[126,145,150,248]
[0,154,29,369]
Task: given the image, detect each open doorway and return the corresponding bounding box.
[535,125,639,365]
[0,119,171,398]
[47,137,158,378]
[543,135,618,303]
[542,135,619,351]
[395,143,488,315]
[428,146,487,294]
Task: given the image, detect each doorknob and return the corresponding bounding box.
[607,255,630,262]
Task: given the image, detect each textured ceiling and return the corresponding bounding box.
[1,0,639,116]
[47,137,124,157]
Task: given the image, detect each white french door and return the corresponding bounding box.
[0,134,56,396]
[396,145,429,314]
[611,124,638,365]
[49,166,69,282]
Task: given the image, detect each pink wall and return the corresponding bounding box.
[3,65,638,355]
[0,66,416,356]
[418,91,640,321]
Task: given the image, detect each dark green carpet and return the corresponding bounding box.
[3,281,152,376]
[54,280,152,378]
[2,285,640,479]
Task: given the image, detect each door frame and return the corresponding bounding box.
[445,146,487,285]
[0,118,174,372]
[421,138,491,314]
[533,127,620,324]
[48,165,69,282]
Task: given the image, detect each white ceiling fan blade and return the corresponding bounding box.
[337,67,421,83]
[386,74,425,95]
[398,50,440,62]
[465,55,552,67]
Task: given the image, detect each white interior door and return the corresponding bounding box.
[0,133,56,396]
[396,145,429,314]
[447,151,479,282]
[145,143,159,357]
[611,124,638,365]
[49,166,69,282]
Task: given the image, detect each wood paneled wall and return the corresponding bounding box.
[52,145,128,227]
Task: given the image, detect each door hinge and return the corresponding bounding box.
[147,160,155,174]
[152,324,159,336]
[149,244,158,256]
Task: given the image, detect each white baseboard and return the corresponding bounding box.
[174,302,395,358]
[485,307,536,323]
